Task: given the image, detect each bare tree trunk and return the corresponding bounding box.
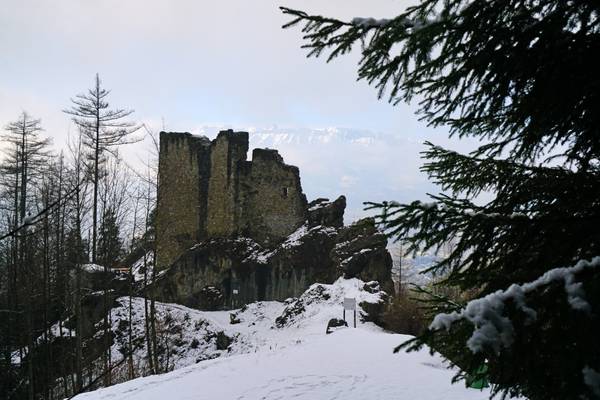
[42,186,52,400]
[150,281,158,373]
[23,234,34,400]
[100,172,112,387]
[128,196,139,379]
[142,252,154,374]
[74,183,84,394]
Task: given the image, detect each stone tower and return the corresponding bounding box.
[155,130,307,269]
[205,131,249,238]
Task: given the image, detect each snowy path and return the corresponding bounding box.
[74,328,490,400]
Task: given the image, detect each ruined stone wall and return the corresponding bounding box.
[157,129,308,269]
[205,131,248,238]
[156,132,211,269]
[237,149,307,246]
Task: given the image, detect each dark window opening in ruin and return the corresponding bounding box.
[282,187,288,197]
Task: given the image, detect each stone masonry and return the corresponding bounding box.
[156,130,307,270]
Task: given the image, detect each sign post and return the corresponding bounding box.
[343,297,357,328]
[231,279,240,309]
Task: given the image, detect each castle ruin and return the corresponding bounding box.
[156,130,307,269]
[153,129,393,310]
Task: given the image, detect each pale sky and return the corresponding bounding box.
[0,0,475,220]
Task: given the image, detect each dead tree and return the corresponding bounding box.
[64,74,140,386]
[63,74,140,263]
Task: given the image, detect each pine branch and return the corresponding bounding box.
[282,1,600,162]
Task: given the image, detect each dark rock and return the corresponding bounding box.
[194,320,207,330]
[229,313,241,325]
[275,284,333,328]
[275,299,306,328]
[359,291,389,326]
[307,196,346,228]
[71,265,131,296]
[215,331,232,350]
[168,323,183,335]
[198,286,224,311]
[148,227,340,310]
[116,319,129,333]
[65,291,120,338]
[109,274,131,296]
[363,281,381,294]
[331,218,394,294]
[326,318,348,334]
[302,284,331,304]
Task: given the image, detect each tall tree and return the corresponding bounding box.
[65,131,91,395]
[1,112,51,400]
[64,73,140,263]
[65,75,140,387]
[282,2,600,399]
[2,112,51,226]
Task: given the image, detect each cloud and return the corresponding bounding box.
[340,175,358,189]
[1,0,482,224]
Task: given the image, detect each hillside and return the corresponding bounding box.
[73,278,492,400]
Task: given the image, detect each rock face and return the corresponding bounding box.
[150,197,393,310]
[152,129,393,310]
[331,218,395,294]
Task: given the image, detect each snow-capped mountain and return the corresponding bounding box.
[248,126,398,147]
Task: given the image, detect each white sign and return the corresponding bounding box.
[343,297,356,310]
[232,289,239,295]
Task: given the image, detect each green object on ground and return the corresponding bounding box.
[466,364,490,390]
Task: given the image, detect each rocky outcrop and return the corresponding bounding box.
[150,197,393,310]
[331,218,394,294]
[71,264,130,295]
[307,196,345,228]
[273,278,389,329]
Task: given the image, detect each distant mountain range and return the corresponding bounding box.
[248,126,400,147]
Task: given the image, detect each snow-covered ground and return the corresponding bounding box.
[73,278,492,400]
[75,328,489,400]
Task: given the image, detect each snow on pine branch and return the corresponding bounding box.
[583,366,600,398]
[411,200,531,220]
[351,17,392,29]
[351,15,442,31]
[430,256,600,354]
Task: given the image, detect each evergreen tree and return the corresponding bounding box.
[97,206,123,268]
[64,225,89,269]
[282,2,600,399]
